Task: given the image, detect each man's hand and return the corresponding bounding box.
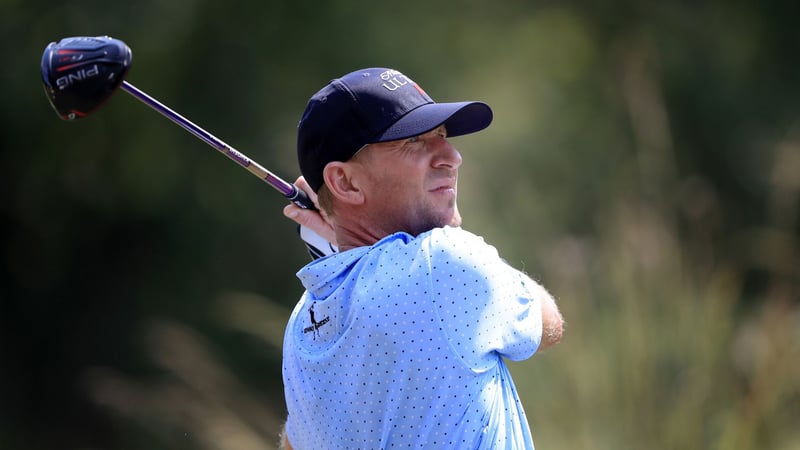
[284,177,338,257]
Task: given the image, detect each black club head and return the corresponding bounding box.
[41,36,132,120]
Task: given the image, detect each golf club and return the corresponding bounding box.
[41,35,336,258]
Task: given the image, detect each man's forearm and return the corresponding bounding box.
[539,290,564,350]
[279,422,293,450]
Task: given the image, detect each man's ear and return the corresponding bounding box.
[322,162,365,205]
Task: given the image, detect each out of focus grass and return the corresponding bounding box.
[514,196,800,450]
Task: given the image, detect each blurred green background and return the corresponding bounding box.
[2,0,799,449]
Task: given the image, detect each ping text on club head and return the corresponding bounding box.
[56,65,100,90]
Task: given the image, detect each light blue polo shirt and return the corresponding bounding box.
[283,226,545,449]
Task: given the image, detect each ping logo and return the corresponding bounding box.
[55,64,100,90]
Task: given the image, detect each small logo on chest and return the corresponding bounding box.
[303,302,330,338]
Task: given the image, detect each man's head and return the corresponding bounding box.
[297,68,493,193]
[296,68,492,244]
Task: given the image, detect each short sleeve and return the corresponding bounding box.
[426,228,543,371]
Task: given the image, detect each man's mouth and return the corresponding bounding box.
[430,176,457,193]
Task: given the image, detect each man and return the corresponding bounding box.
[280,68,563,449]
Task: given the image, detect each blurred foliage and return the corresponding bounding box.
[1,0,798,449]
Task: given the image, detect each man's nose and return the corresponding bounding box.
[432,138,462,169]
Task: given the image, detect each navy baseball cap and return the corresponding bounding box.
[297,68,493,192]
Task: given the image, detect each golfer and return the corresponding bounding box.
[280,68,564,449]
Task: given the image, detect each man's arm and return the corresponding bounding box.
[539,292,564,350]
[279,422,293,450]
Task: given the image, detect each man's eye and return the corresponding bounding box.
[407,136,420,143]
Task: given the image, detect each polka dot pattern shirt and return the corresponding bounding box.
[283,226,544,449]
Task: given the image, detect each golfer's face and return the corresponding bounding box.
[356,125,462,236]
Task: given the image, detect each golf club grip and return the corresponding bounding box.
[118,81,310,206]
[287,187,316,210]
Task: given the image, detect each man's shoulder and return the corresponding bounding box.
[429,225,489,246]
[356,227,498,269]
[422,226,485,245]
[369,227,488,254]
[417,226,500,263]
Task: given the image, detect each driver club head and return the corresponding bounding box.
[41,36,132,120]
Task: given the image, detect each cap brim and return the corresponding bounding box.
[377,101,493,142]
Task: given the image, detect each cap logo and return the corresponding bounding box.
[379,69,412,92]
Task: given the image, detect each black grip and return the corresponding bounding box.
[287,185,317,210]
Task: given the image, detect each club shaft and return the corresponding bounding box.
[119,81,312,208]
